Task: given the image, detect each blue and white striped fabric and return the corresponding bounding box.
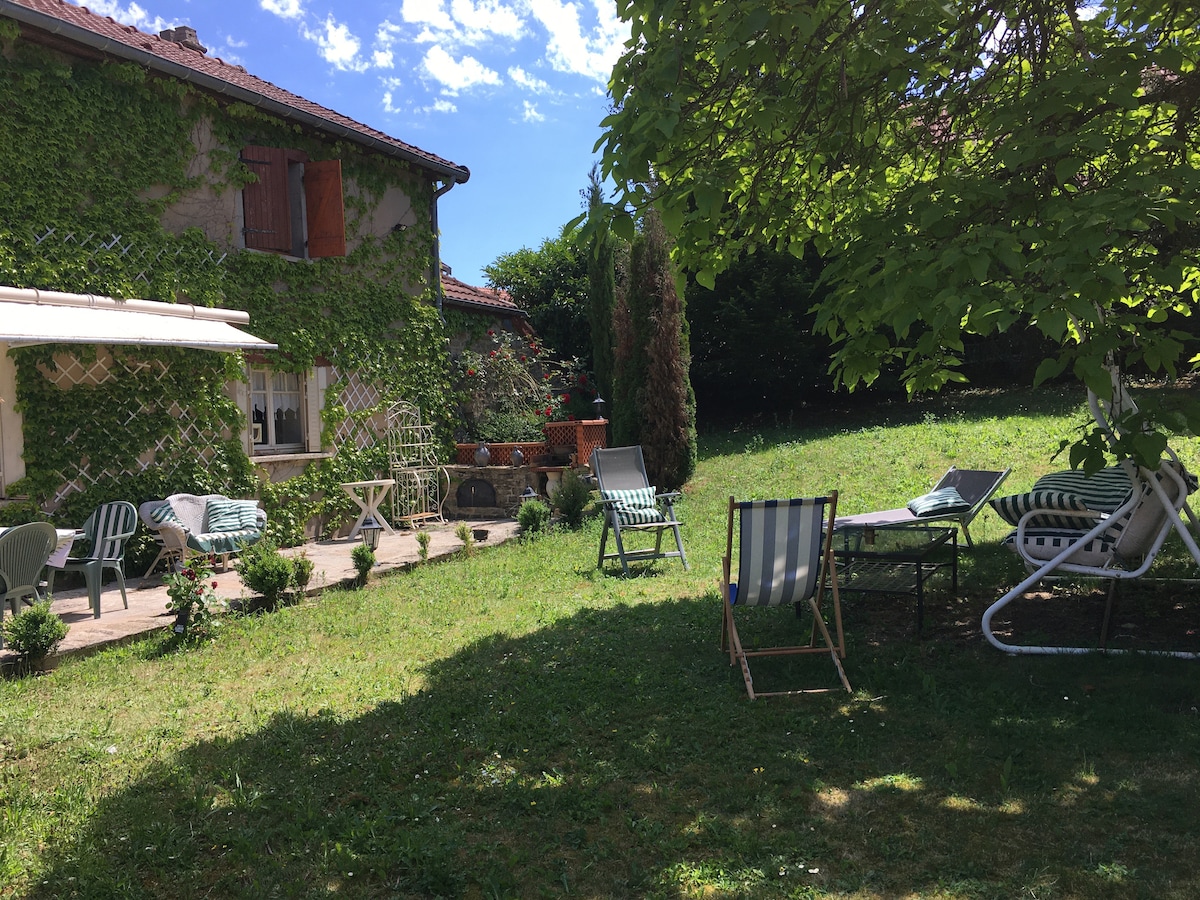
[730,498,826,607]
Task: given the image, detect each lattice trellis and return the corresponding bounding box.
[43,349,227,509]
[31,227,228,286]
[330,367,387,451]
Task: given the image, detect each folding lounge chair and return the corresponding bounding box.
[592,446,689,576]
[834,466,1011,547]
[982,367,1200,657]
[720,494,851,699]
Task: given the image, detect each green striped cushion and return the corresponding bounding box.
[231,500,261,530]
[907,486,971,517]
[205,498,245,533]
[990,490,1096,528]
[149,502,179,526]
[1030,466,1133,512]
[602,487,665,526]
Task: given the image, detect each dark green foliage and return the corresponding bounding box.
[687,247,838,425]
[550,467,592,529]
[351,543,376,580]
[613,209,696,491]
[234,539,294,606]
[516,497,551,534]
[484,229,592,365]
[1,600,68,662]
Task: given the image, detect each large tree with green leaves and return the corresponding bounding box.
[597,1,1200,456]
[484,228,590,364]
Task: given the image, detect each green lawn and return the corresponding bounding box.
[3,385,1200,898]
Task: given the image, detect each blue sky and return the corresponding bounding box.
[79,0,627,286]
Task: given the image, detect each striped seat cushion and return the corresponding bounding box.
[1002,527,1120,568]
[206,498,260,533]
[148,502,181,526]
[907,486,971,517]
[187,529,262,556]
[602,487,666,526]
[990,490,1098,528]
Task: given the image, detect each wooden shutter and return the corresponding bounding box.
[304,160,347,258]
[241,146,291,253]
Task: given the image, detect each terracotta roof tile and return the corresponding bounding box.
[441,274,524,317]
[0,0,469,182]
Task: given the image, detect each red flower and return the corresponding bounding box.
[466,368,476,376]
[489,350,497,358]
[561,393,571,403]
[579,375,587,385]
[568,414,576,421]
[520,355,527,362]
[544,406,553,416]
[211,581,218,589]
[487,329,495,336]
[543,373,551,380]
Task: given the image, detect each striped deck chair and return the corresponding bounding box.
[47,501,137,619]
[720,495,851,699]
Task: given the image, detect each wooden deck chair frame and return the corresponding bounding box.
[592,446,689,576]
[982,366,1200,657]
[834,466,1011,547]
[720,494,851,699]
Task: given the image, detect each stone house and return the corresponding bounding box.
[0,0,472,545]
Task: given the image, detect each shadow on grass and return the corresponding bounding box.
[24,595,1200,898]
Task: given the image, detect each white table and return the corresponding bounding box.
[340,479,396,539]
[0,527,79,568]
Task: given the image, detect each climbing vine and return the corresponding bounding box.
[0,31,456,550]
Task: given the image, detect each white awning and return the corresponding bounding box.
[0,285,277,352]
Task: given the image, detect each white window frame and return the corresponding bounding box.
[244,365,323,457]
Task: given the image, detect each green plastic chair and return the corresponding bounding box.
[47,501,137,619]
[0,522,59,647]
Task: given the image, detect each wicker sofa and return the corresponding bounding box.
[138,493,267,576]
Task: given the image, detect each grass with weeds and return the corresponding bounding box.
[3,385,1200,898]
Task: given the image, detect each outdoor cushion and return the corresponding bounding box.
[187,528,261,557]
[602,486,666,525]
[148,502,181,527]
[205,498,244,533]
[1002,527,1119,568]
[1027,466,1133,512]
[906,486,971,518]
[991,490,1097,528]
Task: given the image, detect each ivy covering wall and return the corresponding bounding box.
[0,25,456,552]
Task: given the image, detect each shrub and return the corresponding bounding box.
[551,467,592,529]
[2,600,68,664]
[517,498,551,535]
[416,530,431,561]
[350,543,375,582]
[291,553,315,593]
[234,539,293,607]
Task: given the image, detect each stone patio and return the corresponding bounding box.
[1,517,520,672]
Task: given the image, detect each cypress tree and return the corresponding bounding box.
[585,165,617,406]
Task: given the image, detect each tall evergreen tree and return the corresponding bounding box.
[613,207,696,490]
[584,165,617,406]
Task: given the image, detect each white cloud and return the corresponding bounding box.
[429,98,459,113]
[527,0,626,83]
[509,66,550,93]
[522,100,545,122]
[422,45,501,93]
[80,0,172,34]
[402,0,448,28]
[260,0,304,19]
[302,15,369,73]
[449,0,524,39]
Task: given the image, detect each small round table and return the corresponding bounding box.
[340,479,396,539]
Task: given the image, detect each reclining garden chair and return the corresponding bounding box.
[982,366,1200,657]
[720,494,851,699]
[834,466,1011,547]
[591,446,688,576]
[47,500,137,619]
